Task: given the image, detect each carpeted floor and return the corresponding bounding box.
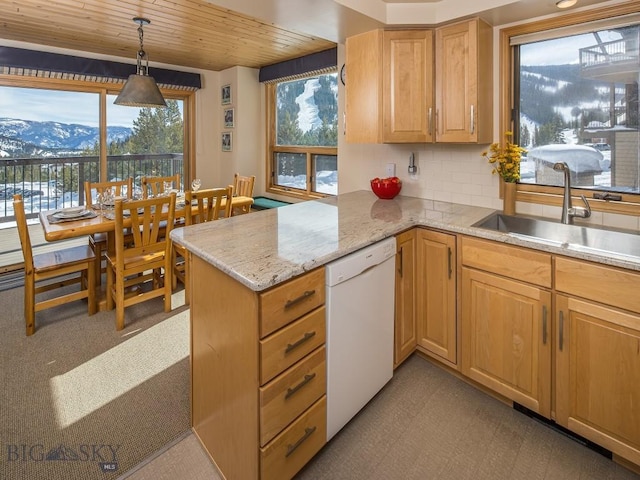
[0,284,190,480]
[296,355,640,480]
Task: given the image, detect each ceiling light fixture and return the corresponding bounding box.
[114,17,167,108]
[556,0,578,8]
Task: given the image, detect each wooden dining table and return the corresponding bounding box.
[38,195,254,242]
[38,195,254,310]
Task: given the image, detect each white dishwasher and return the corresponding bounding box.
[325,236,396,441]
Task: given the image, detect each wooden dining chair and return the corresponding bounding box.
[172,186,232,304]
[84,178,133,285]
[105,192,177,331]
[141,174,181,199]
[13,194,97,336]
[232,173,255,215]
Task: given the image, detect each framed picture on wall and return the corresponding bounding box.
[221,132,232,152]
[224,108,234,128]
[221,84,231,105]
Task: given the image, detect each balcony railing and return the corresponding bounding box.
[0,153,184,223]
[580,38,639,69]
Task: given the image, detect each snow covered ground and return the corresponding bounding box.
[277,170,337,195]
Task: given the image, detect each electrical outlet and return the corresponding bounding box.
[385,163,396,177]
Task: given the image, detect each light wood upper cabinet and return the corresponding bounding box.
[345,29,434,143]
[416,229,457,365]
[435,18,493,143]
[395,229,418,367]
[383,31,434,143]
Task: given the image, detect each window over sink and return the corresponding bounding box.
[501,4,640,213]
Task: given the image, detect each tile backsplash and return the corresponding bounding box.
[339,141,640,233]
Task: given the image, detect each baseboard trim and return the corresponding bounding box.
[513,402,612,460]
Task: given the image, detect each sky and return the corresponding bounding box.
[521,30,623,66]
[0,87,144,128]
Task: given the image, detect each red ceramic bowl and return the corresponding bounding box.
[371,178,402,199]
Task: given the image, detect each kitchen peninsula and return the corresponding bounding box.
[171,190,640,479]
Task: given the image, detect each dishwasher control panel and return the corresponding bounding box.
[325,237,397,287]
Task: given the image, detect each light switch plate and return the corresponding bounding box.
[385,163,396,177]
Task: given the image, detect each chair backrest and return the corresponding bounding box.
[185,186,233,225]
[141,174,181,199]
[112,193,177,268]
[233,173,255,197]
[12,194,34,272]
[84,178,133,208]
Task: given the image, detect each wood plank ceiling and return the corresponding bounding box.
[0,0,337,71]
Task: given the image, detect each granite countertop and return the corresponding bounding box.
[170,190,640,291]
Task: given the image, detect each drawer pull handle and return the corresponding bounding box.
[285,331,316,354]
[285,290,316,309]
[285,426,317,458]
[285,373,316,400]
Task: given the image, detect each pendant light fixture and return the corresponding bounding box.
[114,17,167,108]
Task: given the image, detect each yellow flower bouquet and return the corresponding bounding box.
[482,131,526,183]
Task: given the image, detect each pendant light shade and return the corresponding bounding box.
[114,17,167,108]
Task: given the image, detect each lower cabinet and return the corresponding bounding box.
[190,255,326,480]
[416,229,457,365]
[461,267,552,417]
[555,257,640,466]
[395,229,418,366]
[460,236,553,417]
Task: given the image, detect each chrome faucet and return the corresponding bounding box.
[553,162,591,224]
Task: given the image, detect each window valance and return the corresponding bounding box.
[259,47,337,84]
[0,46,201,90]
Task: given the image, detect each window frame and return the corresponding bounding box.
[265,75,338,200]
[0,74,196,187]
[499,2,640,215]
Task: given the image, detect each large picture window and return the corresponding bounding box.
[501,4,640,213]
[0,81,191,223]
[515,23,639,193]
[267,72,338,198]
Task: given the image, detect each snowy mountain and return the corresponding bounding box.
[0,118,131,156]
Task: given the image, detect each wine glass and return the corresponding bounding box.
[191,178,202,192]
[95,191,104,212]
[103,187,115,209]
[163,181,173,196]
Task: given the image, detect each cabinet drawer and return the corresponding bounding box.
[461,236,552,288]
[260,396,327,480]
[260,306,326,384]
[556,257,640,314]
[260,346,326,447]
[260,268,325,338]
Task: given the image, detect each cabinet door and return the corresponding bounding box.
[556,294,640,465]
[345,29,383,143]
[395,229,417,366]
[416,229,457,364]
[435,18,492,143]
[383,30,434,143]
[461,267,551,417]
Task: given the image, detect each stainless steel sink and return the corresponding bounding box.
[473,212,640,259]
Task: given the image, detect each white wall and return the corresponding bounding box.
[196,66,262,192]
[194,70,220,188]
